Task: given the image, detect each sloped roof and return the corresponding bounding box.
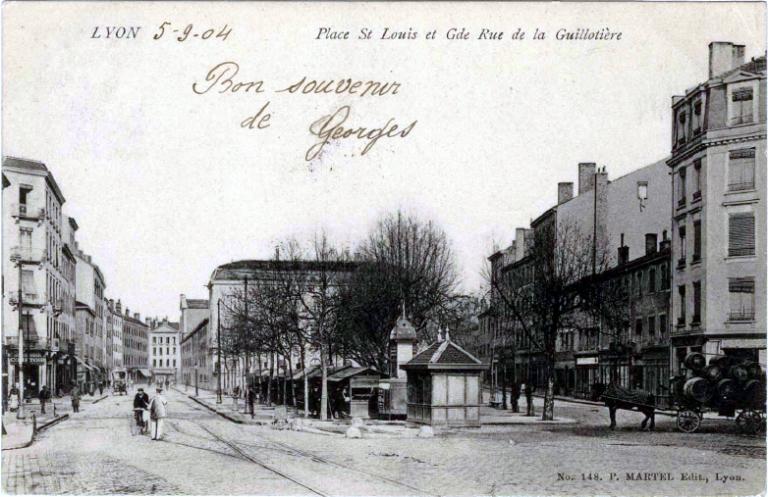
[403,338,486,370]
[328,366,380,382]
[211,259,358,282]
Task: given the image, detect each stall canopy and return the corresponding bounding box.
[328,366,379,383]
[138,369,151,378]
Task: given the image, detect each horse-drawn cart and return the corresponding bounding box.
[601,353,765,434]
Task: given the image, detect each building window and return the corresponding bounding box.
[677,285,686,326]
[692,282,701,324]
[676,110,687,145]
[678,226,687,267]
[648,316,656,337]
[648,268,656,293]
[730,87,754,125]
[153,359,156,367]
[659,314,668,337]
[677,168,687,206]
[692,220,701,262]
[728,213,755,257]
[728,149,756,192]
[635,272,643,296]
[153,337,156,344]
[692,100,703,135]
[692,159,702,199]
[660,263,669,290]
[635,318,643,336]
[729,278,755,321]
[152,347,156,355]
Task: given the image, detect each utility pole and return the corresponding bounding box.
[244,277,249,390]
[15,251,25,419]
[217,299,222,404]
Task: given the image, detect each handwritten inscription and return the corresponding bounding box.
[307,106,416,161]
[191,61,415,162]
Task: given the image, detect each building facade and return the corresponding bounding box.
[74,249,108,386]
[149,319,181,385]
[668,42,767,371]
[2,157,68,398]
[180,318,210,388]
[122,308,150,382]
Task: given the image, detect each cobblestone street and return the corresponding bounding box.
[2,389,764,495]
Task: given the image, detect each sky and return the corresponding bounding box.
[2,2,765,320]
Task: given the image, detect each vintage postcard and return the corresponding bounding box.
[1,1,766,496]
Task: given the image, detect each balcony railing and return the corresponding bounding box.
[729,311,755,322]
[677,257,686,269]
[10,246,46,264]
[728,181,755,192]
[691,253,701,264]
[692,191,701,202]
[10,203,45,220]
[676,317,686,327]
[677,197,687,208]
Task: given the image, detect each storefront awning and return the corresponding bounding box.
[138,369,151,377]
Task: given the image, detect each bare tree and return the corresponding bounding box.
[489,221,627,420]
[337,210,460,371]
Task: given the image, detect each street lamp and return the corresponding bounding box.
[9,250,25,419]
[195,360,199,397]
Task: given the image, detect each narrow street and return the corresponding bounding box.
[2,388,765,495]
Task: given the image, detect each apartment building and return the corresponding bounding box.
[668,42,767,370]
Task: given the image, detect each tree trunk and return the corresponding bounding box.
[320,346,328,421]
[303,347,309,418]
[287,355,295,408]
[501,355,508,409]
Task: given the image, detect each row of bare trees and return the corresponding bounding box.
[218,210,472,419]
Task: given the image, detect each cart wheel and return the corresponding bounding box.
[736,410,764,435]
[677,409,702,433]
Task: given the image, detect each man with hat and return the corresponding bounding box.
[133,387,150,434]
[148,386,168,440]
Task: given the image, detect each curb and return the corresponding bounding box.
[91,395,108,404]
[1,414,69,451]
[187,395,244,424]
[36,414,69,434]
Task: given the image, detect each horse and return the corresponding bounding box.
[603,390,656,431]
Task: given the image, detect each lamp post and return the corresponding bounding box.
[10,250,25,419]
[195,360,199,397]
[217,299,222,404]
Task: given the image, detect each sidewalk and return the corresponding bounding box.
[1,394,105,450]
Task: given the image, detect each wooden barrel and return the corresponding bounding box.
[740,379,765,405]
[729,364,750,382]
[684,377,712,403]
[703,364,724,382]
[684,352,707,372]
[717,378,737,400]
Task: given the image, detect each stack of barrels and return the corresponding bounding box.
[680,353,765,410]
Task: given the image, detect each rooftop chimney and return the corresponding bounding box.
[116,300,122,313]
[515,228,527,260]
[578,163,597,194]
[709,42,745,79]
[660,230,671,252]
[125,307,130,317]
[558,182,574,204]
[618,233,629,265]
[645,233,658,255]
[134,312,141,321]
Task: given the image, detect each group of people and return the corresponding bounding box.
[133,386,168,440]
[503,381,536,416]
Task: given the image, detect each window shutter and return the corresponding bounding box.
[732,88,754,101]
[729,149,756,190]
[729,213,755,256]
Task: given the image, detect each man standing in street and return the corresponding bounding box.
[247,385,255,418]
[133,388,150,434]
[524,381,535,416]
[71,384,81,413]
[39,385,50,415]
[149,387,167,441]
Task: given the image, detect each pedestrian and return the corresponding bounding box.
[71,384,81,413]
[247,385,255,418]
[524,381,535,416]
[133,388,150,434]
[149,387,167,441]
[39,385,50,415]
[511,382,520,413]
[9,384,20,412]
[98,381,104,396]
[88,382,95,397]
